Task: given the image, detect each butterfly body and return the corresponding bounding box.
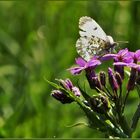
[76,16,117,61]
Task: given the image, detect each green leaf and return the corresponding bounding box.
[136,85,140,98]
[78,84,91,101]
[131,103,140,132]
[66,122,88,128]
[44,77,60,89]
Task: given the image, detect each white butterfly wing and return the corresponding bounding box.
[76,36,106,61]
[76,16,112,61]
[79,16,107,41]
[76,37,96,61]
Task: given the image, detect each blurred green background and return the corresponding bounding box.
[0,1,140,138]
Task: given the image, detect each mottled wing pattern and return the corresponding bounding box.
[76,36,107,61]
[76,16,109,61]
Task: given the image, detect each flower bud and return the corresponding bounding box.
[108,68,119,92]
[92,77,102,91]
[114,65,124,79]
[86,69,102,91]
[51,90,73,104]
[86,68,96,80]
[59,79,73,90]
[136,69,140,85]
[72,87,81,96]
[99,71,106,87]
[58,79,81,96]
[115,72,122,87]
[89,95,110,114]
[100,96,109,111]
[86,69,95,87]
[127,68,137,91]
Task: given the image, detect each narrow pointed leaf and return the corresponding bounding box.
[66,122,88,128]
[44,77,60,89]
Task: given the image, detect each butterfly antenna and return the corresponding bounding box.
[116,40,129,44]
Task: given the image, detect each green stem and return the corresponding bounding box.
[119,85,122,107]
[136,85,140,98]
[115,97,132,137]
[104,86,113,98]
[118,114,132,137]
[131,103,140,133]
[122,90,130,113]
[131,85,140,134]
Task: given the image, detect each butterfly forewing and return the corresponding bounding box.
[79,16,107,41]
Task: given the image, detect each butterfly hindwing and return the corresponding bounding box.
[76,36,107,61]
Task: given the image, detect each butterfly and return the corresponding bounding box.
[76,16,117,61]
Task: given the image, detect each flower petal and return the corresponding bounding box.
[87,59,101,68]
[75,57,86,67]
[114,62,138,68]
[118,48,128,56]
[101,54,117,61]
[113,62,128,66]
[69,67,84,75]
[135,50,140,61]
